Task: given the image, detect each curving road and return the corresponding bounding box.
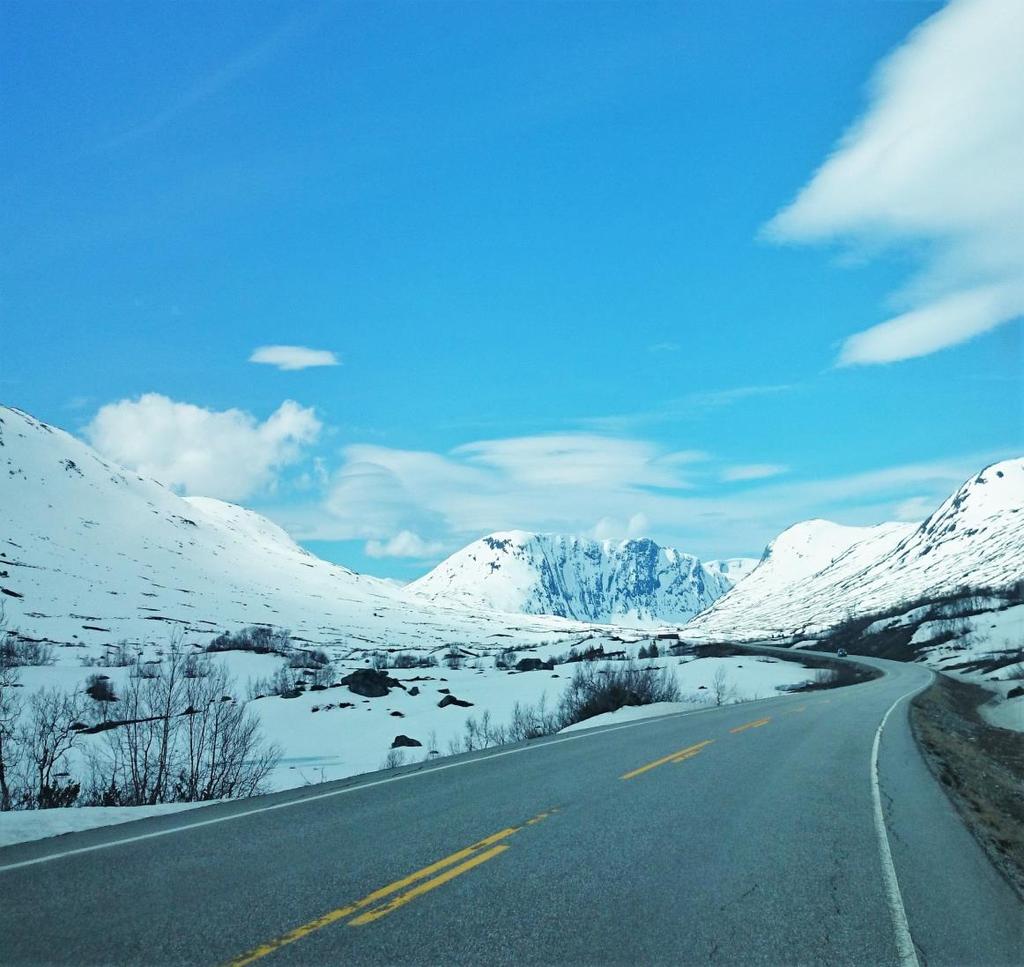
[1,654,1021,966]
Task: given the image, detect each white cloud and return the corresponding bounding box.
[721,464,788,482]
[592,513,651,541]
[766,0,1024,364]
[249,345,340,371]
[892,495,938,521]
[365,531,448,559]
[85,393,321,500]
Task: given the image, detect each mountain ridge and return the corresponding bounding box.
[408,530,746,625]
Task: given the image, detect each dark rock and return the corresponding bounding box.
[390,710,405,717]
[438,688,450,694]
[516,658,555,672]
[391,734,422,748]
[408,686,420,696]
[438,694,473,709]
[1007,685,1024,699]
[341,668,405,698]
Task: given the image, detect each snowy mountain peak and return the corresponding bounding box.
[409,530,735,625]
[686,459,1023,642]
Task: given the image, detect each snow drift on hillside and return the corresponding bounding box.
[409,531,736,625]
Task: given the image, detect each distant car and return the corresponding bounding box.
[836,647,848,657]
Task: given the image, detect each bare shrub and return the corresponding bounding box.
[381,748,406,770]
[0,636,55,668]
[206,626,291,656]
[0,660,22,810]
[557,661,680,726]
[104,641,136,667]
[507,695,560,741]
[443,648,464,670]
[92,646,279,805]
[174,663,280,801]
[708,666,743,706]
[19,687,85,808]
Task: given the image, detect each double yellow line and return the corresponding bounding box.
[621,713,777,781]
[228,808,557,966]
[620,740,714,780]
[729,716,771,734]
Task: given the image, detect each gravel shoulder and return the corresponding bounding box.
[910,672,1024,899]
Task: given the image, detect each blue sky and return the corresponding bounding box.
[3,0,1021,578]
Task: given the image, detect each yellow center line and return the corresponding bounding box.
[620,740,714,780]
[729,716,771,734]
[225,810,554,966]
[348,844,509,925]
[784,706,807,715]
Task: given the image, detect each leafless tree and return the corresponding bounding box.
[19,687,85,807]
[711,666,736,706]
[176,660,279,801]
[0,660,22,810]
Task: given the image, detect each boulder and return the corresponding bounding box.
[341,668,405,698]
[391,735,422,749]
[438,694,473,709]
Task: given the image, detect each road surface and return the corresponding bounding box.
[1,653,1021,965]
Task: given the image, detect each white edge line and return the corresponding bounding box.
[871,676,932,967]
[0,693,796,873]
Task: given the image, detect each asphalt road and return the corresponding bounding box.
[1,654,1021,966]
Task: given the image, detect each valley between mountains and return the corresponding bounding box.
[0,403,1021,848]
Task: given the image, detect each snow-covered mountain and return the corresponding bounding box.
[408,531,738,625]
[685,459,1024,643]
[0,406,593,650]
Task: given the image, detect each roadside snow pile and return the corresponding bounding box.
[0,802,207,849]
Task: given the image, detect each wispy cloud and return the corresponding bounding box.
[265,425,1011,566]
[765,0,1024,365]
[580,383,795,432]
[721,464,788,482]
[249,345,340,371]
[95,10,319,152]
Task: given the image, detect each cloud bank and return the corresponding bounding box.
[273,430,1000,564]
[766,0,1024,364]
[85,394,321,500]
